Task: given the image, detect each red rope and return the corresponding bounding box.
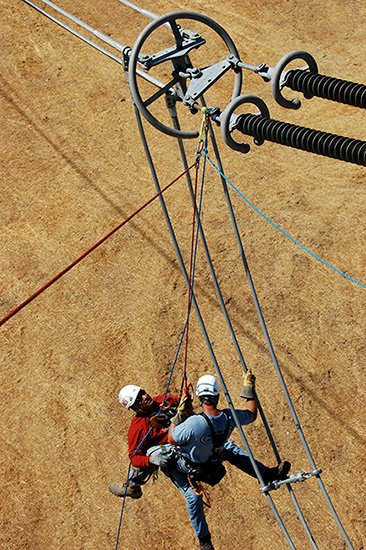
[0,162,196,328]
[181,118,208,394]
[182,161,200,391]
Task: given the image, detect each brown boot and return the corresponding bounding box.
[199,533,215,550]
[262,461,291,484]
[109,481,142,499]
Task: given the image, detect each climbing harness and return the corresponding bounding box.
[16,2,363,549]
[181,113,208,395]
[182,411,230,488]
[187,475,211,508]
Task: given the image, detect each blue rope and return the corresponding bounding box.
[203,150,365,290]
[164,127,207,400]
[114,462,132,550]
[115,133,207,550]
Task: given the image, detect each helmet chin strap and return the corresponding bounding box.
[132,402,154,414]
[200,395,219,407]
[131,402,145,413]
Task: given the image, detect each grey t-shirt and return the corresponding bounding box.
[171,409,253,463]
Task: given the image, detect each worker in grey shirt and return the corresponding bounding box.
[168,373,291,550]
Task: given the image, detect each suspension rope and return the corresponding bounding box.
[168,102,352,549]
[171,102,326,548]
[203,113,320,548]
[115,131,207,550]
[202,118,354,549]
[182,157,200,390]
[0,164,195,329]
[204,151,365,290]
[134,105,297,549]
[182,113,209,393]
[174,105,320,548]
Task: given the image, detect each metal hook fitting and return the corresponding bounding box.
[220,94,270,153]
[270,50,318,109]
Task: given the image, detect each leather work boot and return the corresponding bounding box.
[109,481,142,499]
[199,533,215,550]
[262,461,291,484]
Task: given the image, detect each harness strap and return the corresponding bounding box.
[200,410,230,457]
[179,411,231,472]
[187,475,211,508]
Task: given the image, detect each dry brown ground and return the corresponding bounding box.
[1,1,365,549]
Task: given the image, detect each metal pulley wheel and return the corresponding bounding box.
[128,10,243,138]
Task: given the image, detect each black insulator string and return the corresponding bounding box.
[236,114,366,166]
[285,70,366,109]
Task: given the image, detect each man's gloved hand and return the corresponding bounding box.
[178,392,193,414]
[240,369,256,400]
[171,391,193,425]
[149,448,171,468]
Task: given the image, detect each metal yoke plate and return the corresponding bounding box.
[183,58,233,106]
[139,36,206,69]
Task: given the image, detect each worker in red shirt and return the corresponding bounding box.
[109,385,180,498]
[110,384,219,547]
[109,380,290,550]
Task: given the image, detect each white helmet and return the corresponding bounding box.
[119,385,141,410]
[196,375,220,398]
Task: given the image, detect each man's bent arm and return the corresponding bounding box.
[244,398,258,421]
[167,423,179,445]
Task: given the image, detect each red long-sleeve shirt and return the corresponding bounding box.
[127,394,179,469]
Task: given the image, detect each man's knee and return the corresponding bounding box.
[182,484,203,507]
[129,465,157,485]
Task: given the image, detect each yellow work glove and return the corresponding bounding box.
[171,392,193,425]
[177,392,192,414]
[240,369,256,400]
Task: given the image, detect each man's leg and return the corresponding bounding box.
[109,464,157,498]
[222,440,290,483]
[162,464,212,545]
[109,444,176,498]
[128,465,157,485]
[109,476,143,498]
[222,440,267,478]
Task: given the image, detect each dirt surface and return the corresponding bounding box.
[1,1,365,549]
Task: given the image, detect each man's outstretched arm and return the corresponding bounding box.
[240,370,258,421]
